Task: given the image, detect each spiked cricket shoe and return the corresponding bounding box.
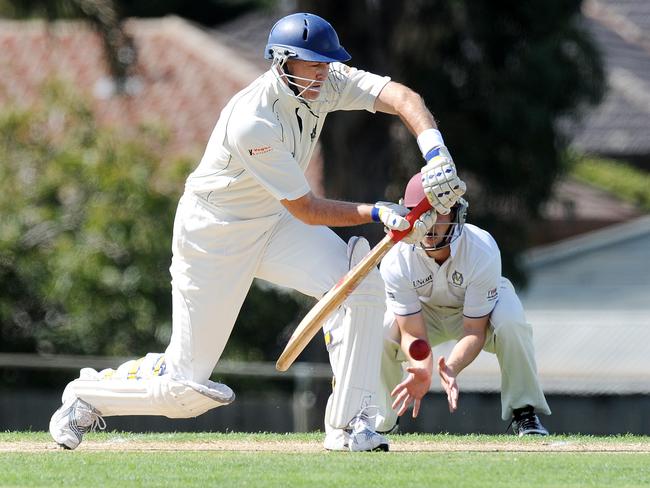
[49,397,106,450]
[511,406,549,437]
[348,409,389,452]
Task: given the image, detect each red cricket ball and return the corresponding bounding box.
[408,338,431,361]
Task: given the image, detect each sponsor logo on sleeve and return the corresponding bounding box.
[487,287,498,301]
[248,146,272,156]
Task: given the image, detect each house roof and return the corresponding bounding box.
[0,16,261,159]
[0,15,326,195]
[570,0,650,158]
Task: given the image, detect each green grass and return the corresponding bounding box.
[1,432,650,487]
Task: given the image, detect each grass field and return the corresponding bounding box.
[1,432,649,487]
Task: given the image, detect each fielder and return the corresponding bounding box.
[376,174,551,436]
[49,13,465,452]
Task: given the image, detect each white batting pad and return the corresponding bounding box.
[325,236,386,429]
[63,363,234,418]
[375,337,405,432]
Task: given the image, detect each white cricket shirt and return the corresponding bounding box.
[185,63,390,220]
[380,224,502,318]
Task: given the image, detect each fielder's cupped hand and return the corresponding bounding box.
[390,366,431,418]
[437,356,459,413]
[421,146,466,214]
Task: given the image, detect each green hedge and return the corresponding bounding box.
[571,156,650,212]
[0,81,302,361]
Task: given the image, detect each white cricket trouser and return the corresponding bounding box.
[165,192,351,383]
[62,192,382,421]
[379,277,551,430]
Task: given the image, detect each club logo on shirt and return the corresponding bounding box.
[248,146,272,156]
[451,270,464,286]
[487,288,498,301]
[412,274,432,289]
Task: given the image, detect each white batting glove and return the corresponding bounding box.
[372,202,410,231]
[417,129,467,215]
[421,147,466,215]
[401,210,436,245]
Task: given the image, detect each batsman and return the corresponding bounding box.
[49,12,465,452]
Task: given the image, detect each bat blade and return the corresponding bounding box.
[275,197,432,372]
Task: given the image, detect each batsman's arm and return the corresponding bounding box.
[374,81,437,136]
[276,198,433,371]
[281,191,374,227]
[282,191,415,233]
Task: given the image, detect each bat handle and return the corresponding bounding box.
[388,197,432,243]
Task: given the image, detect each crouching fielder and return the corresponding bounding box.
[49,12,460,452]
[376,174,551,436]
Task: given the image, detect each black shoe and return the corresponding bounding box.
[511,406,549,437]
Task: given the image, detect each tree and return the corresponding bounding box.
[0,81,303,360]
[299,0,605,283]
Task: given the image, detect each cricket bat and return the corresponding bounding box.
[275,197,432,371]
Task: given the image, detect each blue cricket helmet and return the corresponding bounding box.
[264,13,351,63]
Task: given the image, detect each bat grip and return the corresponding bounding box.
[388,197,432,243]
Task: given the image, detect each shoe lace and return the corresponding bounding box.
[350,405,380,433]
[517,414,541,432]
[75,402,107,434]
[507,411,539,434]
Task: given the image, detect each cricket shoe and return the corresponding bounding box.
[323,428,350,451]
[348,407,389,452]
[510,406,549,437]
[49,397,106,449]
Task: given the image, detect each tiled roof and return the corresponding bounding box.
[0,16,325,194]
[570,0,650,157]
[0,17,261,159]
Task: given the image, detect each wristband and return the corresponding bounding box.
[423,147,442,162]
[371,206,381,223]
[417,129,445,159]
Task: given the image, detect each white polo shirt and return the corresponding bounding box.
[380,224,501,319]
[185,63,390,220]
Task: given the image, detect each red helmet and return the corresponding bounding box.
[403,173,426,209]
[402,173,469,250]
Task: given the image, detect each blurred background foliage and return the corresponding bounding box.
[0,0,607,359]
[0,81,305,360]
[298,0,605,284]
[0,0,606,282]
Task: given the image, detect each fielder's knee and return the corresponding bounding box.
[494,318,532,340]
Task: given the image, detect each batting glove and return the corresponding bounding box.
[372,202,410,231]
[417,129,467,215]
[401,209,436,245]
